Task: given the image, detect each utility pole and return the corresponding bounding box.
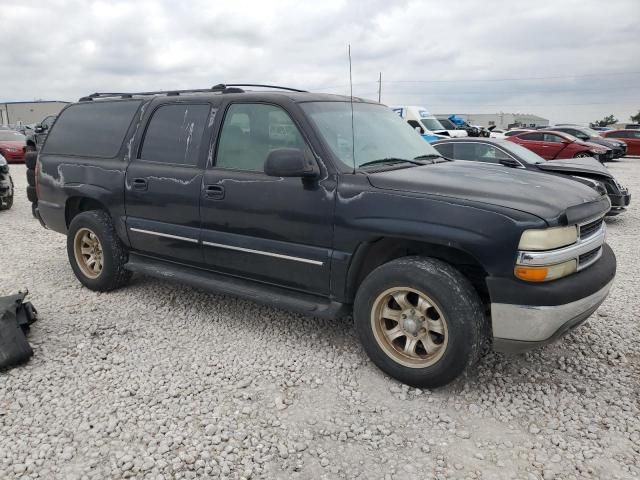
[377,72,382,103]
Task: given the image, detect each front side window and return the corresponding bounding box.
[543,133,564,143]
[301,102,440,169]
[215,103,307,172]
[419,117,445,131]
[448,143,511,163]
[140,104,209,166]
[608,131,629,139]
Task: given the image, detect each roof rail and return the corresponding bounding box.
[214,83,307,93]
[79,83,306,101]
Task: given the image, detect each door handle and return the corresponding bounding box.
[204,184,225,199]
[132,178,148,191]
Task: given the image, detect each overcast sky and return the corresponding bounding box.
[1,0,639,124]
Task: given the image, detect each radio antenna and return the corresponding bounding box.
[348,44,356,174]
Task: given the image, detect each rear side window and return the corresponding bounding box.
[433,143,453,158]
[609,131,630,139]
[519,132,544,141]
[139,104,210,166]
[43,101,141,157]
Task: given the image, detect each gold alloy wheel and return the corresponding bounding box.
[371,287,448,368]
[73,228,104,279]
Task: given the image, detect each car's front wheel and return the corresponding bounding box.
[354,256,487,388]
[67,210,132,291]
[574,152,592,158]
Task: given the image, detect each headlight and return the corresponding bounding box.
[590,148,606,155]
[518,225,578,251]
[514,259,577,282]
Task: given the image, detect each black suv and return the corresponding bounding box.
[34,85,616,387]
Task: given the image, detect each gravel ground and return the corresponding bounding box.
[1,160,639,480]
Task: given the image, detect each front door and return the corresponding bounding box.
[199,102,335,295]
[125,102,211,264]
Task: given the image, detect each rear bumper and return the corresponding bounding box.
[489,244,616,353]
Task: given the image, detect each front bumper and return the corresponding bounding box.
[489,244,616,353]
[607,190,631,214]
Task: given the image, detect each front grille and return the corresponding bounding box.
[580,218,603,239]
[579,247,601,267]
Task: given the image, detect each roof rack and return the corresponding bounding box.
[78,83,307,101]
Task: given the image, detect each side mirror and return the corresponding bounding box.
[499,158,521,168]
[34,125,44,134]
[264,148,319,178]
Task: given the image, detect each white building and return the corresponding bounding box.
[0,101,69,127]
[440,113,549,130]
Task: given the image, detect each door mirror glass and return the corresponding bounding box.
[264,148,318,178]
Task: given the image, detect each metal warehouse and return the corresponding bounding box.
[0,101,69,126]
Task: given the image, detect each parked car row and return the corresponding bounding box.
[30,85,617,388]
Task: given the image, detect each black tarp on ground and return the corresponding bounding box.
[0,292,38,370]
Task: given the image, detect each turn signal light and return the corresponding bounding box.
[514,260,577,282]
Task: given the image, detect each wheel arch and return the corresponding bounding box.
[345,237,490,309]
[65,196,109,227]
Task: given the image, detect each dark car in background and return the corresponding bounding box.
[507,130,612,162]
[0,130,26,163]
[25,115,57,152]
[601,129,640,156]
[436,116,488,137]
[550,125,627,159]
[432,138,630,216]
[0,154,14,210]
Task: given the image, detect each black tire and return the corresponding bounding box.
[26,143,37,153]
[0,177,13,211]
[31,202,38,218]
[26,168,36,187]
[25,151,38,170]
[26,185,38,203]
[66,210,132,291]
[354,256,487,388]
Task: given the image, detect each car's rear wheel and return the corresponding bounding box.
[67,210,132,291]
[354,256,487,388]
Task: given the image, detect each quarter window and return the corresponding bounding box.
[139,104,210,166]
[215,104,308,172]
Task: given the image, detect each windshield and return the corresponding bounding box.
[437,119,456,129]
[420,117,445,131]
[0,131,26,142]
[301,102,440,169]
[501,141,546,164]
[578,127,601,137]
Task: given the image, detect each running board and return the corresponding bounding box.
[125,253,349,320]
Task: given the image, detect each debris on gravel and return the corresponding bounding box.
[1,161,638,479]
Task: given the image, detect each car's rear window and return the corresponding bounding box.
[43,100,141,158]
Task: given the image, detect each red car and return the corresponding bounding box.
[600,129,640,156]
[506,130,609,161]
[0,130,27,163]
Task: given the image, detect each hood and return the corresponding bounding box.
[538,157,612,178]
[0,141,25,150]
[367,161,606,223]
[579,140,609,152]
[587,137,622,148]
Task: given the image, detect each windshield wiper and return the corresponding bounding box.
[359,157,426,168]
[413,154,448,163]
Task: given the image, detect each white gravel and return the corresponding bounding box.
[1,160,639,480]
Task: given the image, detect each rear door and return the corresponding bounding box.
[199,101,335,295]
[512,132,549,157]
[125,102,212,264]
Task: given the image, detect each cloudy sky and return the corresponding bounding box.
[1,0,639,124]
